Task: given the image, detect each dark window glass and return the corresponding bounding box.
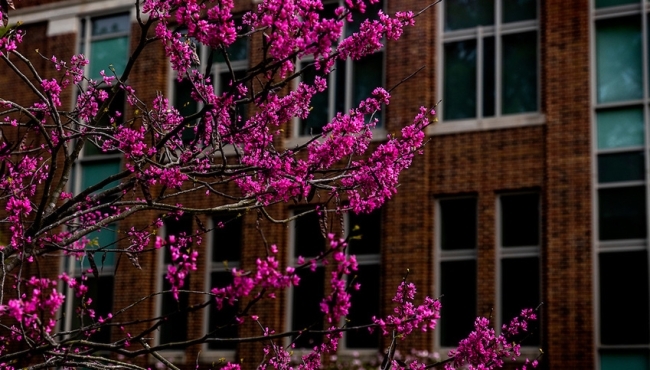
[600,349,650,370]
[301,65,329,136]
[599,251,649,345]
[596,16,643,103]
[502,0,537,23]
[596,107,644,150]
[291,266,325,348]
[598,151,645,183]
[91,13,130,36]
[483,36,496,117]
[443,40,477,120]
[212,213,242,263]
[595,0,638,8]
[294,210,325,258]
[345,263,381,348]
[440,259,476,347]
[70,276,114,343]
[501,257,540,345]
[444,0,494,31]
[501,193,539,247]
[208,271,238,350]
[439,198,477,250]
[159,279,189,346]
[348,209,381,255]
[502,31,538,114]
[598,186,647,240]
[353,52,384,125]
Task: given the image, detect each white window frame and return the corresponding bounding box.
[166,20,249,158]
[287,0,387,146]
[590,2,650,368]
[432,0,545,136]
[434,196,478,353]
[285,208,326,351]
[338,211,381,355]
[495,192,541,352]
[153,221,187,363]
[61,10,131,341]
[200,217,240,362]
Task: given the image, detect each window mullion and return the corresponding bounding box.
[477,27,484,119]
[495,0,503,117]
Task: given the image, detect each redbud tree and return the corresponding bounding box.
[0,0,540,369]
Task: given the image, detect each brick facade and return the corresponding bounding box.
[0,0,626,369]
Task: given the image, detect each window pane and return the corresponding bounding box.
[500,193,539,247]
[174,79,198,117]
[439,198,477,250]
[599,251,649,344]
[347,0,383,37]
[596,16,643,103]
[601,350,650,370]
[301,66,329,136]
[81,159,121,190]
[345,263,380,348]
[502,31,537,114]
[89,36,129,81]
[501,257,540,345]
[348,209,381,255]
[214,19,248,63]
[444,40,477,120]
[291,266,325,348]
[212,214,242,263]
[208,271,238,350]
[598,151,645,183]
[596,0,638,8]
[353,52,384,126]
[503,0,537,23]
[159,279,189,346]
[71,276,114,343]
[444,0,494,31]
[598,186,647,240]
[294,209,325,258]
[483,37,495,117]
[92,13,130,36]
[82,224,117,269]
[440,259,476,347]
[597,107,644,149]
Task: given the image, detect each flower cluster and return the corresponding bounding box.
[373,280,441,337]
[445,309,539,370]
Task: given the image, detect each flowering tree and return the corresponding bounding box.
[0,0,540,369]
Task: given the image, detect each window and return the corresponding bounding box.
[205,213,243,353]
[288,208,326,349]
[60,12,130,342]
[288,207,382,351]
[297,0,384,136]
[594,1,650,367]
[156,215,192,348]
[436,197,477,348]
[343,209,381,350]
[497,193,540,345]
[170,19,249,134]
[440,0,538,121]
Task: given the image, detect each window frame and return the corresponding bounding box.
[166,19,249,156]
[434,195,478,351]
[287,0,387,144]
[591,1,650,368]
[432,0,545,136]
[60,10,131,343]
[201,215,242,361]
[495,192,541,348]
[285,207,327,350]
[339,210,382,354]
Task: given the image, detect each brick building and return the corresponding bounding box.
[2,0,648,369]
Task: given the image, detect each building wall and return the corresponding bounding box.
[0,0,620,369]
